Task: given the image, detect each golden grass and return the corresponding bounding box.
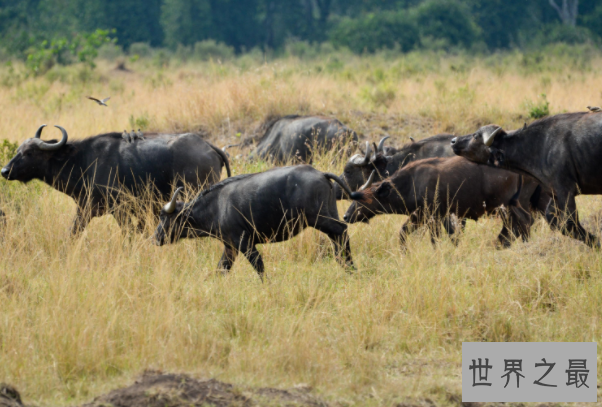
[1,53,602,406]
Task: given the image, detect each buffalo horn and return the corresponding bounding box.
[36,125,68,151]
[482,127,502,147]
[34,124,47,139]
[362,142,371,165]
[163,186,183,214]
[377,135,390,152]
[359,170,376,191]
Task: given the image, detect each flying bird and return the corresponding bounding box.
[587,106,601,112]
[87,96,110,106]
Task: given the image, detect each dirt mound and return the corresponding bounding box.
[0,385,23,407]
[3,371,327,407]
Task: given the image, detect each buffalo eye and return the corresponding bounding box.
[376,183,392,198]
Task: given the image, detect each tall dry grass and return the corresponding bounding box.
[0,52,602,406]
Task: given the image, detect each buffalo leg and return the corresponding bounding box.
[312,218,354,270]
[496,208,515,248]
[242,245,265,281]
[546,192,599,248]
[428,217,442,246]
[509,204,532,242]
[399,211,423,248]
[217,245,238,274]
[326,231,355,271]
[442,215,464,246]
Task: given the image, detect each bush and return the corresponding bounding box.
[525,93,550,119]
[98,43,124,61]
[329,12,419,53]
[25,29,115,75]
[193,40,234,61]
[284,40,319,59]
[0,139,19,166]
[530,24,597,47]
[414,0,481,48]
[129,42,153,58]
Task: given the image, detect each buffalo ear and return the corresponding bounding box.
[488,148,505,167]
[375,182,392,198]
[371,153,388,175]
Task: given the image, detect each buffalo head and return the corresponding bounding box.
[343,171,393,223]
[337,141,388,198]
[154,187,196,245]
[1,125,68,182]
[450,124,508,165]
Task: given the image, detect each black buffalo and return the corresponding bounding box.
[344,157,533,248]
[248,115,358,164]
[340,135,552,220]
[154,165,355,280]
[338,134,455,195]
[451,111,602,247]
[1,125,231,234]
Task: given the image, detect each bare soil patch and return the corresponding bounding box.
[2,371,326,407]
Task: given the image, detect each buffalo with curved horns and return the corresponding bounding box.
[247,115,358,164]
[451,112,602,248]
[1,125,231,234]
[154,165,355,280]
[344,157,533,248]
[337,134,456,196]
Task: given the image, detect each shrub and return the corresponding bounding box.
[529,24,598,47]
[193,40,234,61]
[284,40,319,59]
[329,12,419,54]
[98,43,124,61]
[25,29,115,75]
[0,139,19,166]
[525,93,550,119]
[129,42,153,58]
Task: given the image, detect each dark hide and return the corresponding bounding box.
[344,156,533,248]
[248,115,358,164]
[1,129,231,234]
[338,134,456,196]
[154,165,354,280]
[451,111,601,247]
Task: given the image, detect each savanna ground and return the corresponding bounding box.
[1,46,602,406]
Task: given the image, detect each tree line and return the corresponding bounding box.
[0,0,599,57]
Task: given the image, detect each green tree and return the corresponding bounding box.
[414,0,481,48]
[161,0,213,48]
[329,11,419,53]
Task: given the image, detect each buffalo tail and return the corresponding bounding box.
[323,173,353,199]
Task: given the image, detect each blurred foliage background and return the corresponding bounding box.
[0,0,599,66]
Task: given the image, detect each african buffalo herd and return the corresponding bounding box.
[1,111,601,279]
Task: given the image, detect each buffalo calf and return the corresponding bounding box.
[154,165,355,280]
[344,157,532,248]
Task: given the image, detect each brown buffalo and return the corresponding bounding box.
[344,156,533,248]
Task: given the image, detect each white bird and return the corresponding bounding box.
[122,130,131,143]
[587,106,601,112]
[87,96,110,106]
[135,129,144,140]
